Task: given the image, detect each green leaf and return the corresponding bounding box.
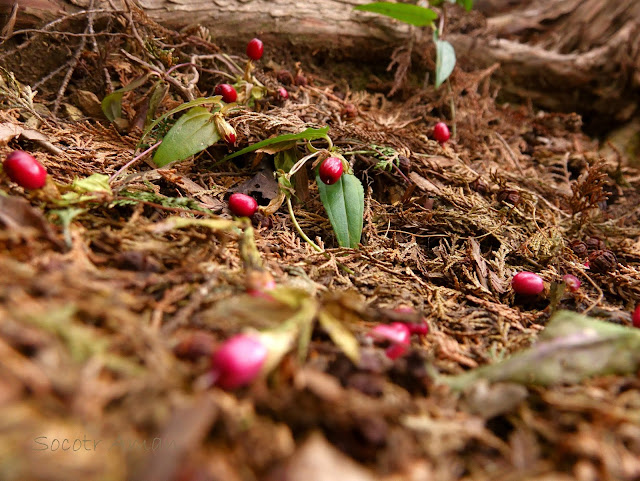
[441,310,640,390]
[223,127,330,161]
[354,2,437,26]
[317,173,364,248]
[101,74,150,121]
[71,173,112,194]
[139,96,222,146]
[435,39,456,88]
[152,107,220,167]
[457,0,473,11]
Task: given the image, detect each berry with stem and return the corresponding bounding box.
[214,84,238,103]
[211,334,267,389]
[246,38,264,61]
[3,150,47,189]
[277,87,289,100]
[318,156,344,185]
[433,122,450,144]
[229,193,258,217]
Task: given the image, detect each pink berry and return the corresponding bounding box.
[369,323,411,360]
[318,157,344,185]
[433,122,450,144]
[3,150,47,189]
[562,274,581,292]
[633,305,640,329]
[246,38,264,61]
[511,271,545,296]
[211,334,267,389]
[277,87,289,100]
[214,83,238,103]
[229,193,258,217]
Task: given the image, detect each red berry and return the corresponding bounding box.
[633,305,640,328]
[277,87,289,100]
[3,150,47,189]
[511,271,545,296]
[214,83,238,103]
[211,334,267,389]
[318,157,344,185]
[229,193,258,217]
[433,122,450,144]
[562,274,581,292]
[393,306,429,337]
[246,38,264,61]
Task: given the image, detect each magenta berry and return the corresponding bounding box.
[511,271,544,296]
[318,156,344,185]
[433,122,450,144]
[277,87,289,100]
[562,274,581,292]
[3,150,47,189]
[214,83,238,103]
[211,334,267,389]
[369,323,411,360]
[229,193,258,217]
[246,38,264,61]
[633,305,640,329]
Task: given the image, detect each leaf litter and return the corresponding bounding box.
[0,5,640,481]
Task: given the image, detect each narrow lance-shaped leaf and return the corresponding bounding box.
[435,39,456,88]
[354,2,437,27]
[441,310,640,390]
[317,173,364,248]
[152,107,220,167]
[223,127,330,161]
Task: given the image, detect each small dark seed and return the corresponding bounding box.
[588,249,617,273]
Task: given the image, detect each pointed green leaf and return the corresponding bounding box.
[435,39,456,88]
[318,310,360,364]
[442,310,640,390]
[152,107,220,167]
[354,2,437,27]
[223,127,330,161]
[317,173,364,248]
[101,74,150,121]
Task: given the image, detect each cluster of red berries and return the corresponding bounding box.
[214,38,289,106]
[368,306,429,360]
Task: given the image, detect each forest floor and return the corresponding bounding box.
[1,6,640,481]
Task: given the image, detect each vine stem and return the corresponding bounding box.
[287,196,323,253]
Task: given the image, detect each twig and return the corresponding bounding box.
[495,132,525,176]
[53,25,89,115]
[110,141,162,183]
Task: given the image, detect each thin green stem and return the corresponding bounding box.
[447,79,456,139]
[287,196,323,253]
